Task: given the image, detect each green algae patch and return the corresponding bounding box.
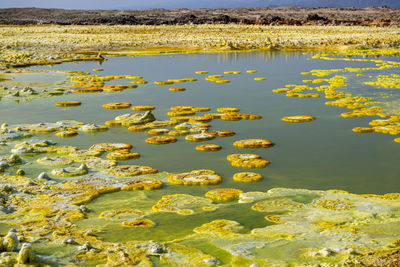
[1,172,400,266]
[162,188,400,266]
[122,218,155,228]
[0,71,72,102]
[160,243,220,266]
[205,188,244,201]
[252,198,304,213]
[194,220,244,238]
[179,239,234,266]
[99,208,146,224]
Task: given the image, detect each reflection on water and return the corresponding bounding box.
[214,50,307,63]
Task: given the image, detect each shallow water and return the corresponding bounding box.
[1,51,400,257]
[2,51,398,194]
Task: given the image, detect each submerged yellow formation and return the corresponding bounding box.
[0,173,399,266]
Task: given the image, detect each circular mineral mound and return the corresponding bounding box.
[352,127,374,133]
[99,208,144,219]
[196,144,222,152]
[168,130,189,136]
[102,102,132,109]
[170,105,194,111]
[205,188,243,201]
[89,143,132,152]
[46,145,78,154]
[83,158,117,170]
[130,80,148,84]
[146,121,177,128]
[105,120,122,127]
[37,156,72,166]
[131,105,155,111]
[103,86,124,92]
[170,116,190,123]
[115,111,156,125]
[145,136,177,144]
[122,219,155,227]
[56,130,78,138]
[106,150,140,160]
[190,125,211,133]
[233,139,275,148]
[56,101,81,107]
[69,149,103,157]
[273,88,290,93]
[147,128,170,135]
[224,71,241,74]
[121,177,163,191]
[169,87,186,91]
[204,130,235,137]
[189,116,212,123]
[154,81,173,85]
[239,114,262,120]
[220,114,242,121]
[79,124,108,132]
[65,177,122,192]
[167,110,195,117]
[227,154,262,162]
[28,124,59,133]
[51,164,88,177]
[72,87,103,93]
[168,169,222,186]
[108,165,158,177]
[233,172,263,183]
[231,158,271,168]
[192,107,211,112]
[204,113,223,119]
[217,107,240,114]
[282,115,316,123]
[185,133,215,142]
[128,125,149,132]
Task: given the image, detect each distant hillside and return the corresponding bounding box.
[1,0,399,10]
[256,0,400,8]
[1,6,399,26]
[117,0,400,9]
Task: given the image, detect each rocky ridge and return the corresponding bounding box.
[0,6,399,26]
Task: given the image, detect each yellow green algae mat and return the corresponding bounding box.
[1,50,400,266]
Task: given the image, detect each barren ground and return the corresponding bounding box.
[0,7,399,26]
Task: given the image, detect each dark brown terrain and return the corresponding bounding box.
[0,6,399,26]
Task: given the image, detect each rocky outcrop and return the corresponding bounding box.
[0,7,399,26]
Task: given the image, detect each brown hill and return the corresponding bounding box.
[0,7,399,26]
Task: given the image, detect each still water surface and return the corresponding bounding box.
[1,51,400,244]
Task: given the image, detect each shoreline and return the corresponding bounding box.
[1,24,400,70]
